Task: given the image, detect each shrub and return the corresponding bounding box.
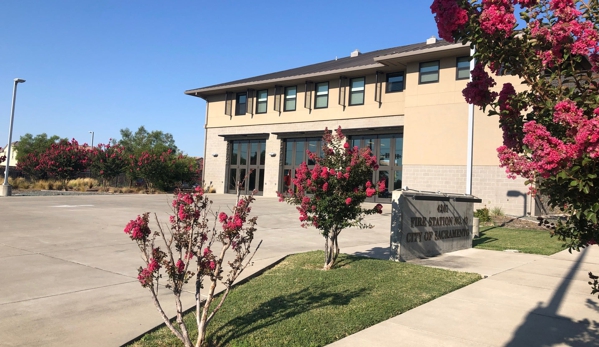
[474,207,491,224]
[491,206,504,217]
[125,187,259,346]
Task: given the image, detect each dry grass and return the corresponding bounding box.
[9,177,99,191]
[67,178,99,191]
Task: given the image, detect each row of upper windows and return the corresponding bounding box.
[234,56,471,115]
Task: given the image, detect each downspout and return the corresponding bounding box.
[466,47,476,195]
[201,94,209,188]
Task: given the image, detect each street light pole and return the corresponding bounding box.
[2,78,26,197]
[89,131,94,148]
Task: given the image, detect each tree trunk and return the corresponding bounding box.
[323,232,339,270]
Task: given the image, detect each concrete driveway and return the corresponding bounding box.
[0,194,392,347]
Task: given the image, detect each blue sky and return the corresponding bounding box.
[0,1,440,157]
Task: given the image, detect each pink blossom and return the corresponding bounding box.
[430,0,469,42]
[463,63,498,107]
[345,198,352,205]
[176,259,185,273]
[480,0,516,37]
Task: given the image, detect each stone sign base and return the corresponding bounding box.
[390,190,481,261]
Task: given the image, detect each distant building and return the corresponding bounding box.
[185,38,535,216]
[0,142,18,168]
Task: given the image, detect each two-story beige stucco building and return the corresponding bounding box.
[185,38,533,216]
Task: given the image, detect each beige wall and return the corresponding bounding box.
[205,73,406,128]
[402,164,530,216]
[199,49,530,215]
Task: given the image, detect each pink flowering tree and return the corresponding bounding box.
[125,186,259,347]
[278,127,385,270]
[35,139,89,188]
[431,2,599,259]
[89,142,127,187]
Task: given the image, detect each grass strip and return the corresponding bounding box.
[130,251,480,347]
[473,226,566,255]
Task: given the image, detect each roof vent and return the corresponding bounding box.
[426,36,437,44]
[350,49,361,57]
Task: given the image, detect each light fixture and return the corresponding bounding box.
[269,152,276,157]
[212,153,218,157]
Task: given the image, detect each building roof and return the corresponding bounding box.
[185,39,465,98]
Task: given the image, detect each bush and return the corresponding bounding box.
[490,206,504,217]
[474,207,491,224]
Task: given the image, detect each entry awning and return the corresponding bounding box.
[217,133,270,141]
[272,126,403,139]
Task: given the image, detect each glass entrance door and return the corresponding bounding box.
[350,134,403,203]
[227,140,266,195]
[281,137,321,193]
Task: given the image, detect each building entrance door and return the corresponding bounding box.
[281,137,322,193]
[227,140,266,195]
[350,134,403,203]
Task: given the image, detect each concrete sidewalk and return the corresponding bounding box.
[331,246,599,347]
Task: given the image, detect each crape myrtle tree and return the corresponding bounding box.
[13,133,65,162]
[430,0,599,290]
[128,149,199,191]
[125,185,259,347]
[36,139,89,187]
[15,134,66,179]
[88,142,127,187]
[278,127,385,270]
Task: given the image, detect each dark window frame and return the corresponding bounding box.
[284,86,297,112]
[256,89,268,114]
[349,77,365,106]
[385,72,405,93]
[314,82,329,109]
[419,61,440,84]
[235,92,247,116]
[456,57,470,80]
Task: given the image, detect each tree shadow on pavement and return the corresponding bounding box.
[504,247,599,347]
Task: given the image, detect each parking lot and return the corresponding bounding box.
[0,193,391,347]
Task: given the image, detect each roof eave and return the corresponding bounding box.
[374,43,470,66]
[184,63,386,98]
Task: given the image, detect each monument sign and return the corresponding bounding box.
[390,190,481,261]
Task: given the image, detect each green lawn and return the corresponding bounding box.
[129,251,480,347]
[473,226,566,255]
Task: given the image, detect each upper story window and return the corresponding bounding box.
[235,92,247,115]
[419,61,440,84]
[349,77,365,106]
[284,86,296,111]
[314,82,329,109]
[386,72,404,93]
[256,89,268,114]
[456,57,470,80]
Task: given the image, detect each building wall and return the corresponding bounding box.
[199,49,530,216]
[402,165,529,216]
[203,116,404,196]
[0,145,17,168]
